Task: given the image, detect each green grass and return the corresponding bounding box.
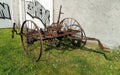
[0,29,120,75]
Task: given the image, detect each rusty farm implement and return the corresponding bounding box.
[12,6,109,62]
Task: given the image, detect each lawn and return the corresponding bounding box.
[0,28,120,75]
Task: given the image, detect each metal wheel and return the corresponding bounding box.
[60,18,87,48]
[20,20,43,62]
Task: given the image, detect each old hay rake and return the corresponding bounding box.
[12,6,110,62]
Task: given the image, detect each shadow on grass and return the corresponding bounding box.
[81,47,111,61]
[45,44,111,61]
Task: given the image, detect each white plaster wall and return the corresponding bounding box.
[0,0,13,28]
[12,0,25,26]
[54,0,120,48]
[12,0,20,26]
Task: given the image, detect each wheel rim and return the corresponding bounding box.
[60,18,87,47]
[20,20,43,62]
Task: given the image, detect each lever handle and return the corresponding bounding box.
[11,23,16,39]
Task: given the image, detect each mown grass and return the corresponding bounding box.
[0,28,120,75]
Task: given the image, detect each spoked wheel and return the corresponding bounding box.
[20,20,43,62]
[60,18,87,48]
